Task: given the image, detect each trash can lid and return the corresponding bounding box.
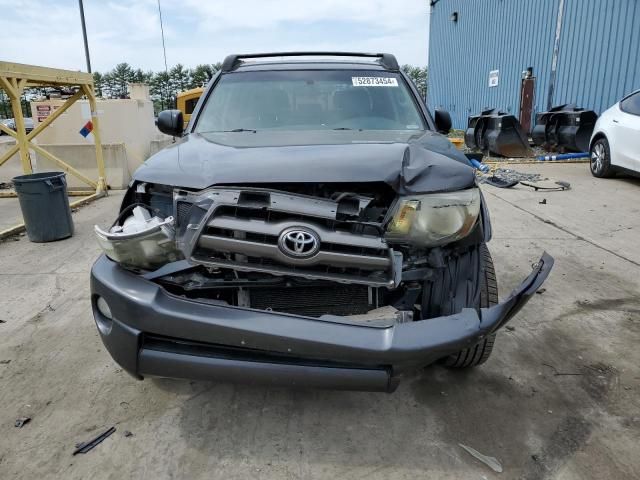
[12,172,66,184]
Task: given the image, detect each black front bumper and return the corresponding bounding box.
[90,253,553,392]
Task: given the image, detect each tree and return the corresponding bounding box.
[101,72,116,98]
[111,63,134,98]
[150,71,171,109]
[93,72,104,98]
[65,61,223,112]
[131,68,148,84]
[402,65,428,99]
[190,64,213,88]
[169,64,191,94]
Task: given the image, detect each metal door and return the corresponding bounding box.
[519,76,535,134]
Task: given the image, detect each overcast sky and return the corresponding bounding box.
[0,0,430,73]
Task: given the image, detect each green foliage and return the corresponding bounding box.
[90,62,223,113]
[401,65,428,99]
[191,64,214,88]
[21,62,426,117]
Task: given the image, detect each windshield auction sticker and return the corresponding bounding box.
[351,77,399,87]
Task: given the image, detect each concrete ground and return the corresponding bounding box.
[0,196,92,233]
[0,163,639,479]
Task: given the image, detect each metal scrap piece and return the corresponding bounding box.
[459,443,503,473]
[520,181,570,191]
[483,175,519,189]
[15,417,31,428]
[73,427,116,455]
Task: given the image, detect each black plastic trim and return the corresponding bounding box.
[139,349,395,392]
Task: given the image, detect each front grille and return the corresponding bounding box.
[189,188,401,287]
[176,200,193,226]
[206,225,386,257]
[249,284,372,317]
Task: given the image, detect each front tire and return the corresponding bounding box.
[590,137,614,178]
[422,244,498,368]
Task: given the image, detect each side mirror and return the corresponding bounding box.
[434,109,452,134]
[157,109,184,137]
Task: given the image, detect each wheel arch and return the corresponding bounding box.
[590,131,607,151]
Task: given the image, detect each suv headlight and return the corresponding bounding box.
[386,188,481,246]
[95,205,183,270]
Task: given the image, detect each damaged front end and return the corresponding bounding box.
[91,180,553,391]
[96,180,482,321]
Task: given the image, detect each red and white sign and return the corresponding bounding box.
[36,104,51,123]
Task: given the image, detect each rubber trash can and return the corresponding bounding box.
[13,172,74,242]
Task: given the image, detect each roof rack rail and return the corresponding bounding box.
[221,52,400,72]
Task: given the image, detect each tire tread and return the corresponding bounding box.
[442,244,498,368]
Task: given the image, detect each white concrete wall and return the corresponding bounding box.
[34,143,129,190]
[1,140,129,189]
[30,93,171,179]
[0,139,21,183]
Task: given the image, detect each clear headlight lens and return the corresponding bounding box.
[95,206,183,270]
[386,188,481,246]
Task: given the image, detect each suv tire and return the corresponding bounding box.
[590,137,615,178]
[422,244,498,368]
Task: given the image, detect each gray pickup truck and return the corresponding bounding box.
[91,52,552,392]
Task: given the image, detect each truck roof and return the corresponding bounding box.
[221,52,399,73]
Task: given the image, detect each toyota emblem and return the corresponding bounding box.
[278,227,320,258]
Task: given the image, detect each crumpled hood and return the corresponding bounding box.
[134,130,476,194]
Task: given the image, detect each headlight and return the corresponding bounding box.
[386,188,481,246]
[95,206,183,269]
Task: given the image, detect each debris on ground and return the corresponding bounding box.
[0,359,11,364]
[536,288,546,294]
[0,181,13,190]
[482,175,519,189]
[458,443,503,473]
[505,325,516,331]
[480,168,543,184]
[15,417,31,428]
[73,427,116,455]
[123,430,133,437]
[539,198,547,205]
[521,180,571,191]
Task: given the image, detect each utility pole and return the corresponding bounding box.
[78,0,92,73]
[157,0,169,110]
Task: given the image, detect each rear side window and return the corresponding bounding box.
[620,91,640,116]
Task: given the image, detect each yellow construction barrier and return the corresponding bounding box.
[0,61,108,238]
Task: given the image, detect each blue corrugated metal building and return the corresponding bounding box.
[427,0,640,129]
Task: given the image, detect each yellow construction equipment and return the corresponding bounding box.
[176,87,204,125]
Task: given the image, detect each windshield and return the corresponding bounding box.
[194,70,426,133]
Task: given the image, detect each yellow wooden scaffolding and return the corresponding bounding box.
[0,61,107,237]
